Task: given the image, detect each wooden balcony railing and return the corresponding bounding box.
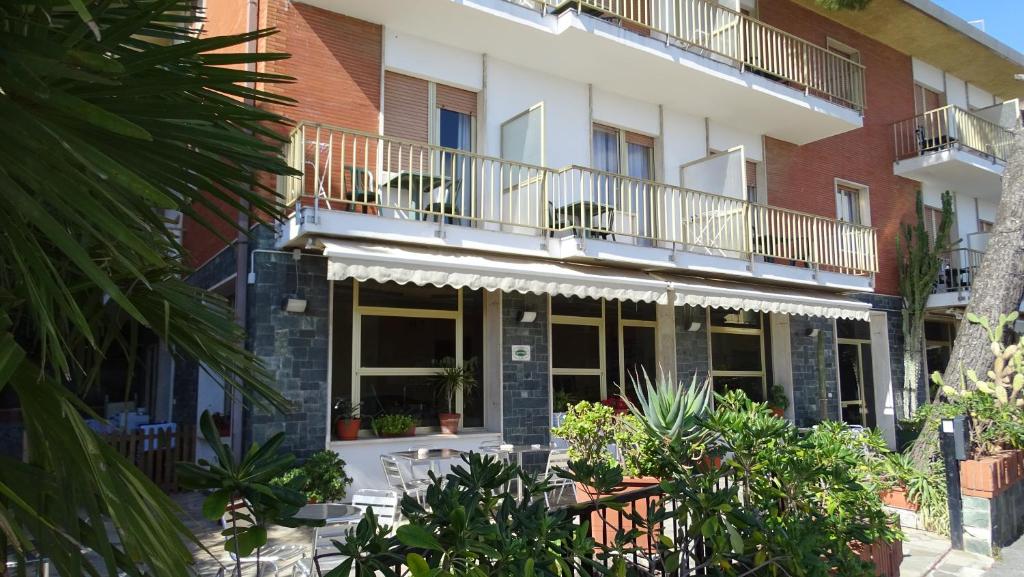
[539,0,866,111]
[893,105,1014,162]
[282,123,878,275]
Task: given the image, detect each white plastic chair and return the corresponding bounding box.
[544,448,577,507]
[381,455,430,505]
[220,501,303,576]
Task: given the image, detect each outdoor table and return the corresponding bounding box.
[481,444,553,499]
[558,200,614,239]
[383,173,462,223]
[292,503,363,528]
[390,448,465,476]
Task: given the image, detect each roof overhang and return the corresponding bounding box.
[792,0,1024,101]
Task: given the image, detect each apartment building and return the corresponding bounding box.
[177,0,1023,490]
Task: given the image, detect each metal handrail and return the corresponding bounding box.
[281,121,879,274]
[892,104,1014,162]
[538,0,866,110]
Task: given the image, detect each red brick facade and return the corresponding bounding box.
[183,1,382,267]
[758,0,919,296]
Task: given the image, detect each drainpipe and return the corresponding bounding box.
[229,0,260,455]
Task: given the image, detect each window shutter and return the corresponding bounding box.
[383,71,429,142]
[436,84,477,117]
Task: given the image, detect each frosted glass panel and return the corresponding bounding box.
[500,103,543,166]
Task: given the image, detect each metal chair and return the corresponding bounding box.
[292,490,401,577]
[380,454,430,505]
[544,448,577,507]
[220,501,303,576]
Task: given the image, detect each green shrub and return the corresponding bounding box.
[272,450,353,504]
[372,414,416,436]
[551,400,617,468]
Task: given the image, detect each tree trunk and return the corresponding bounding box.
[902,321,924,419]
[909,126,1024,468]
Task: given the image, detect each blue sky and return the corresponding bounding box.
[933,0,1024,54]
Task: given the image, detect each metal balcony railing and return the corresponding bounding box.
[534,0,866,111]
[282,122,879,275]
[933,248,984,294]
[893,105,1014,163]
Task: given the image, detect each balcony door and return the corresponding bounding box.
[837,320,875,428]
[592,125,655,244]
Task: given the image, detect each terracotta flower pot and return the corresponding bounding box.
[848,536,903,577]
[771,407,785,418]
[335,418,361,441]
[961,449,1024,498]
[880,485,918,511]
[575,476,661,550]
[438,413,461,434]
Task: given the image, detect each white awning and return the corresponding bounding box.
[321,240,871,320]
[664,276,871,321]
[322,240,671,304]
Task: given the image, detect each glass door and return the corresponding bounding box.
[551,296,606,410]
[837,340,875,428]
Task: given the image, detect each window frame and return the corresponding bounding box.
[706,308,767,400]
[834,178,871,226]
[351,281,480,434]
[617,301,658,392]
[549,295,608,403]
[826,37,861,64]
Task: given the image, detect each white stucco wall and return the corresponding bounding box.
[709,121,763,161]
[591,88,660,136]
[912,58,945,93]
[483,58,589,168]
[945,73,968,108]
[967,83,996,109]
[384,30,483,91]
[661,108,708,186]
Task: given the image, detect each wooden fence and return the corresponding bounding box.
[105,425,196,492]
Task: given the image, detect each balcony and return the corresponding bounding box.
[308,0,864,144]
[892,105,1014,201]
[279,123,878,289]
[926,247,983,309]
[551,0,866,111]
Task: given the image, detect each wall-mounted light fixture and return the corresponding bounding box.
[806,328,820,338]
[685,322,702,332]
[518,310,537,324]
[282,297,307,313]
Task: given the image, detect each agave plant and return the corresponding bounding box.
[623,367,713,445]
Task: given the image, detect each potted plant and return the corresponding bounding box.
[273,450,354,503]
[431,357,478,434]
[332,398,361,441]
[372,414,417,438]
[768,384,789,418]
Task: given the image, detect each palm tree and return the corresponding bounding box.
[0,1,296,575]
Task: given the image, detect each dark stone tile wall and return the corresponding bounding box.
[501,292,550,455]
[245,228,331,458]
[676,305,709,381]
[789,316,839,426]
[852,294,906,416]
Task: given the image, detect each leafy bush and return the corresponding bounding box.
[372,414,416,436]
[273,450,354,504]
[935,312,1024,457]
[550,400,617,468]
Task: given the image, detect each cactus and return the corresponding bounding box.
[623,367,712,444]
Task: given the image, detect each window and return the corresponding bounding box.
[978,219,994,233]
[551,296,606,405]
[592,124,656,241]
[922,205,956,246]
[708,308,768,402]
[914,84,945,116]
[836,183,863,225]
[745,159,760,203]
[827,37,861,64]
[331,280,484,434]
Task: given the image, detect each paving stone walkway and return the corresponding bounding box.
[980,534,1024,577]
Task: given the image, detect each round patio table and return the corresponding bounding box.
[292,503,363,528]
